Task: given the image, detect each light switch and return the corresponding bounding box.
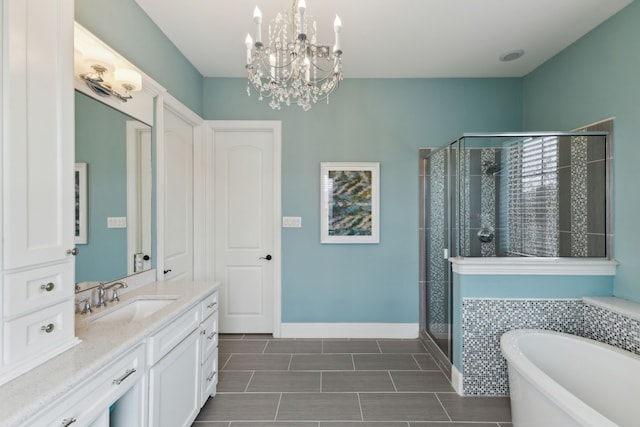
[282,216,302,228]
[107,217,127,228]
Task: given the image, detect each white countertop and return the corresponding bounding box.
[0,280,219,427]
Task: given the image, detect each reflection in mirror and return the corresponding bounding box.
[75,90,154,286]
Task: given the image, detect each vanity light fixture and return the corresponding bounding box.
[79,47,142,102]
[245,0,343,111]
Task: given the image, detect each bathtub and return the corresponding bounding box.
[500,329,640,427]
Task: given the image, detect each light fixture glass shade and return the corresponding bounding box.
[82,46,116,73]
[114,68,142,92]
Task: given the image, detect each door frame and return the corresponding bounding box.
[204,120,282,337]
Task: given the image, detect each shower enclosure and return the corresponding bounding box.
[419,131,611,363]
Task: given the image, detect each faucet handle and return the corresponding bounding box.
[79,297,92,314]
[110,288,121,302]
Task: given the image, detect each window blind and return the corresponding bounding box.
[504,136,559,257]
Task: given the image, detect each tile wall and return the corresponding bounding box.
[461,296,640,396]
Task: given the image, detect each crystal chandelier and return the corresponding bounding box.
[245,0,343,111]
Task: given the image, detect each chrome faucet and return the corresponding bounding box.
[96,284,108,307]
[104,281,128,302]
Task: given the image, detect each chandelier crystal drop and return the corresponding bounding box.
[245,0,343,111]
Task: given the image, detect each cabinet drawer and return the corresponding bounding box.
[4,300,74,365]
[3,262,74,317]
[201,291,218,320]
[200,313,218,362]
[147,305,200,365]
[28,344,145,427]
[200,349,218,407]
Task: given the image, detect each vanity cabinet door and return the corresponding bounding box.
[148,328,201,427]
[2,0,75,269]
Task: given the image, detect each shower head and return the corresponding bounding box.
[482,161,502,175]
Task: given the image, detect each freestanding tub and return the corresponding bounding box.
[500,329,640,427]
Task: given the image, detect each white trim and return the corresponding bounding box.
[583,296,640,323]
[280,323,419,339]
[450,257,618,275]
[451,364,464,396]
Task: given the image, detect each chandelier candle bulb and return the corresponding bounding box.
[298,0,306,35]
[253,6,262,44]
[334,15,342,52]
[245,34,253,64]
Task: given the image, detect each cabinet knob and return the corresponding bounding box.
[66,248,79,256]
[40,282,55,292]
[41,323,55,333]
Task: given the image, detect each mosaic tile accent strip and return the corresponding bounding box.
[460,149,470,256]
[571,135,588,256]
[583,304,640,355]
[427,150,447,334]
[462,298,584,396]
[480,149,496,257]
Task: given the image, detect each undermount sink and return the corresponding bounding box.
[91,296,178,323]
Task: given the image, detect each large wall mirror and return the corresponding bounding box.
[74,91,154,286]
[74,23,159,288]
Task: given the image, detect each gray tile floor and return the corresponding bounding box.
[193,335,511,427]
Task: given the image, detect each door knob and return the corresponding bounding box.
[164,269,172,274]
[66,248,79,256]
[259,254,272,261]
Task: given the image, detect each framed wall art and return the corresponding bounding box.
[320,162,380,244]
[75,163,88,244]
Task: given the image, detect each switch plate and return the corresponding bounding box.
[282,216,302,228]
[107,217,127,228]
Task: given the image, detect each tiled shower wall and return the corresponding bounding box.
[461,297,640,396]
[460,135,609,258]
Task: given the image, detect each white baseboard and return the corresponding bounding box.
[279,323,419,339]
[452,364,464,395]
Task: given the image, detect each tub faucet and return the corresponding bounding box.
[104,281,128,302]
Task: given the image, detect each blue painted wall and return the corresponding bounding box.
[75,91,128,282]
[203,78,522,323]
[523,1,640,302]
[75,0,204,116]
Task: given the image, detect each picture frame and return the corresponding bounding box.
[75,163,88,244]
[320,162,380,244]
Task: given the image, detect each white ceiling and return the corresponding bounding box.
[134,0,632,78]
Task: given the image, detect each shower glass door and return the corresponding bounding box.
[423,144,454,359]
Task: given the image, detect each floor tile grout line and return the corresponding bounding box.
[433,391,453,422]
[287,354,293,371]
[243,370,256,393]
[376,339,383,353]
[273,392,283,421]
[356,392,364,421]
[387,370,398,392]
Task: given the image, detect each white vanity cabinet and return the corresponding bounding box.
[199,291,219,406]
[147,290,218,427]
[0,0,78,386]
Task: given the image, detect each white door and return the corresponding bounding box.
[210,121,281,334]
[162,108,194,281]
